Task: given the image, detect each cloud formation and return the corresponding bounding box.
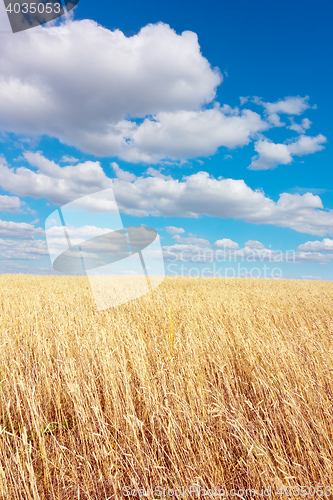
[172,233,211,247]
[166,226,185,235]
[0,19,324,165]
[251,95,316,129]
[249,134,327,170]
[244,240,264,249]
[0,152,112,206]
[1,154,333,236]
[163,239,333,265]
[213,238,239,249]
[0,220,44,239]
[254,95,312,116]
[0,20,222,160]
[287,117,312,134]
[0,194,22,213]
[297,238,333,252]
[119,107,269,162]
[0,238,47,260]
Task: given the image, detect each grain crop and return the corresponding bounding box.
[0,274,332,498]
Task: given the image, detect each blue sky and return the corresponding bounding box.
[0,0,332,279]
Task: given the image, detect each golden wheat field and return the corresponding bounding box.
[0,274,333,499]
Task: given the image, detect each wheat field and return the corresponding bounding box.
[0,274,332,499]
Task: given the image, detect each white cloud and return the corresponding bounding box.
[250,140,292,170]
[45,224,111,238]
[0,220,44,239]
[297,238,333,252]
[213,238,239,249]
[145,167,172,180]
[0,152,112,206]
[287,134,326,155]
[264,112,285,127]
[287,117,312,134]
[0,194,22,212]
[240,96,249,106]
[120,107,268,162]
[0,250,42,260]
[163,241,333,265]
[172,233,211,247]
[0,20,326,165]
[0,238,47,259]
[252,96,314,130]
[249,134,327,170]
[1,153,333,236]
[166,226,185,235]
[294,251,333,264]
[112,162,136,182]
[0,20,222,160]
[254,95,312,116]
[244,240,264,249]
[60,155,80,163]
[111,175,333,237]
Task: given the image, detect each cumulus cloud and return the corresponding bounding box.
[287,117,312,134]
[111,162,136,182]
[1,153,333,236]
[0,220,44,239]
[95,175,333,236]
[250,140,292,170]
[0,152,112,206]
[240,96,249,106]
[0,238,47,255]
[294,252,333,265]
[0,20,223,160]
[251,96,315,129]
[166,226,185,235]
[0,194,22,212]
[60,155,80,163]
[297,238,333,252]
[0,247,45,260]
[163,241,333,265]
[244,240,264,249]
[119,107,269,162]
[287,134,327,155]
[213,238,239,249]
[145,167,172,180]
[249,134,327,170]
[254,95,312,116]
[45,224,112,238]
[0,20,326,164]
[172,233,211,247]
